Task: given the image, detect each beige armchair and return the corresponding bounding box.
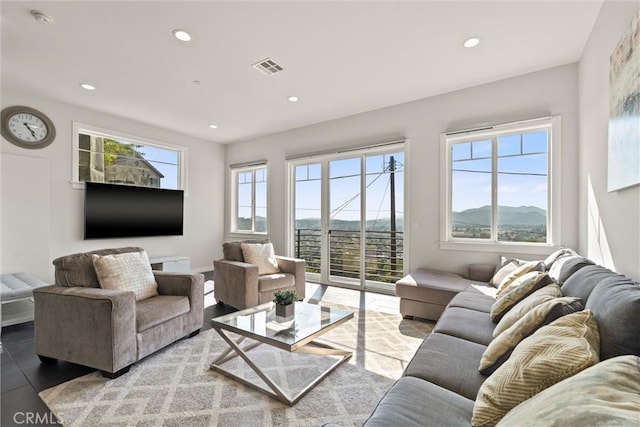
[33,247,204,378]
[213,240,305,310]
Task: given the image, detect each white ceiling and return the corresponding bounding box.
[1,1,603,144]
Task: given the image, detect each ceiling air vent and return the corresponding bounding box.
[252,58,284,76]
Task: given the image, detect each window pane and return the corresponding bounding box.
[497,132,548,243]
[498,134,521,157]
[451,142,491,239]
[255,178,267,232]
[237,173,253,231]
[77,132,180,189]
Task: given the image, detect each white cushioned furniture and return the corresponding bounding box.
[1,272,49,326]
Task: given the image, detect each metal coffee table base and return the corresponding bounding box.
[210,327,352,406]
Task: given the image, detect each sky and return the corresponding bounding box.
[295,152,405,225]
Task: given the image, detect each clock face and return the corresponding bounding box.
[1,106,56,149]
[7,113,49,143]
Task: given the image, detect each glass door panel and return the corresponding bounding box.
[294,163,322,281]
[364,152,404,291]
[328,157,361,286]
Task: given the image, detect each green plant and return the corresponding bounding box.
[273,289,298,305]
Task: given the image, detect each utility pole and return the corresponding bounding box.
[389,156,397,275]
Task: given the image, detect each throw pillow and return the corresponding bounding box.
[240,242,280,275]
[480,296,584,375]
[472,310,600,427]
[489,257,523,288]
[493,284,562,337]
[92,250,158,301]
[496,260,544,295]
[496,355,640,427]
[490,271,554,323]
[542,247,577,270]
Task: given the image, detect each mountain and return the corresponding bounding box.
[295,217,404,232]
[453,205,546,226]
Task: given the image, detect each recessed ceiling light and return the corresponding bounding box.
[463,37,480,48]
[208,124,218,129]
[172,29,191,42]
[288,96,299,102]
[80,83,96,91]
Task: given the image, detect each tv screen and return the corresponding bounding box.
[84,182,184,239]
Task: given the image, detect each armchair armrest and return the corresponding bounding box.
[213,259,259,309]
[275,256,306,300]
[154,272,204,332]
[33,285,136,374]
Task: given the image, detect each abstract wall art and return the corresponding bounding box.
[608,9,640,192]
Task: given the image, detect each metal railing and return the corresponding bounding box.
[295,228,404,284]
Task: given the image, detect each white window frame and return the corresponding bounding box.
[230,162,268,234]
[71,122,187,191]
[439,116,561,255]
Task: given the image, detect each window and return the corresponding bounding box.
[441,117,561,251]
[231,163,268,233]
[72,122,186,190]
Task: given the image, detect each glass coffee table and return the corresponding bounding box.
[210,301,353,406]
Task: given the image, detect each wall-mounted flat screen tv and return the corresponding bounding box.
[84,181,184,239]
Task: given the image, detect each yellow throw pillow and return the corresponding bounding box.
[480,297,584,375]
[490,271,553,323]
[493,284,562,336]
[92,250,158,301]
[472,310,600,427]
[496,260,544,295]
[240,242,280,275]
[489,257,522,287]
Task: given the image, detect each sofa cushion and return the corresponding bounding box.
[561,265,614,304]
[363,376,473,427]
[493,284,562,337]
[479,297,584,375]
[496,261,544,295]
[258,272,295,293]
[53,246,144,288]
[490,271,553,322]
[404,333,487,400]
[496,355,640,427]
[136,295,190,332]
[472,310,600,427]
[241,242,280,275]
[547,255,594,284]
[433,307,495,346]
[447,291,495,313]
[92,250,158,301]
[222,239,268,262]
[585,276,640,360]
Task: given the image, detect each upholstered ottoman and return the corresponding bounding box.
[1,272,49,326]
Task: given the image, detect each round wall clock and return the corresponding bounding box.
[1,105,56,149]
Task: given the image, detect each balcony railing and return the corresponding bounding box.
[295,228,404,284]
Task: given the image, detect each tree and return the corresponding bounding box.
[103,139,144,166]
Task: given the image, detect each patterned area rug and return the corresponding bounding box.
[39,304,433,426]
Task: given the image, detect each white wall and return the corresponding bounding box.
[578,2,640,280]
[1,88,225,281]
[225,64,580,274]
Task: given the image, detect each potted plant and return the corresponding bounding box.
[273,289,298,318]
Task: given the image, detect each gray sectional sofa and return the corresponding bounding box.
[363,252,640,426]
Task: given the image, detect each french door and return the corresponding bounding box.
[291,146,405,292]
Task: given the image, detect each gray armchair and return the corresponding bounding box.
[33,247,203,378]
[213,240,305,310]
